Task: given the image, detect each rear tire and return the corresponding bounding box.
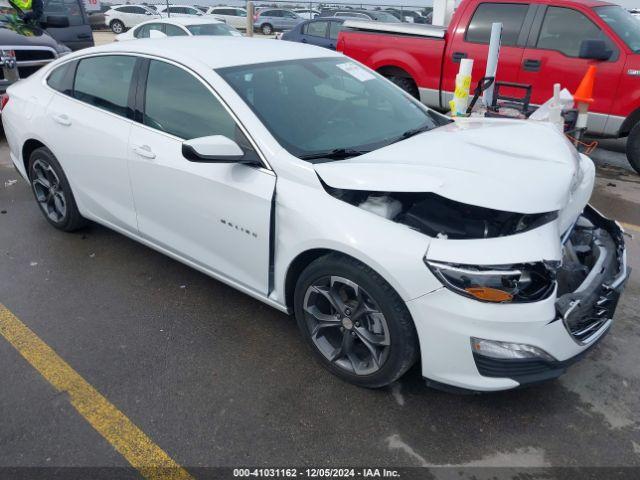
[28,147,86,232]
[110,20,125,34]
[625,122,640,175]
[294,253,419,388]
[388,75,419,99]
[261,23,273,35]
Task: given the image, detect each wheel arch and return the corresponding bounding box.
[282,246,418,312]
[22,138,46,178]
[619,108,640,137]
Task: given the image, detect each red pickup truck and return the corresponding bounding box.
[337,0,640,173]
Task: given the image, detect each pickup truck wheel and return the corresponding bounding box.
[625,122,640,175]
[28,147,86,232]
[261,23,273,35]
[294,253,418,388]
[110,20,125,34]
[388,75,419,99]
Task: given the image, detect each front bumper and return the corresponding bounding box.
[406,205,628,392]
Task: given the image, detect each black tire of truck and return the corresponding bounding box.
[387,75,419,100]
[626,122,640,175]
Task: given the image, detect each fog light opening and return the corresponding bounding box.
[470,337,556,362]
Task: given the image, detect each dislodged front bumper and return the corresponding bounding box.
[406,205,628,392]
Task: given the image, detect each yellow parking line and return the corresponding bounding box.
[621,221,640,233]
[0,304,193,480]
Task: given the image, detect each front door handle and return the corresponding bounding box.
[51,114,71,126]
[77,33,91,39]
[523,58,541,72]
[133,145,156,159]
[452,51,467,63]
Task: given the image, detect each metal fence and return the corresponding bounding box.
[94,0,433,30]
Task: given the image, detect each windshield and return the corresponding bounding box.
[217,58,446,161]
[187,23,241,36]
[595,5,640,53]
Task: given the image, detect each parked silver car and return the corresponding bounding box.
[253,9,302,35]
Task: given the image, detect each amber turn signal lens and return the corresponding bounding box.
[465,287,513,303]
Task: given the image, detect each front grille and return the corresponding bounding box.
[14,50,55,61]
[556,206,625,344]
[562,289,619,342]
[17,66,42,78]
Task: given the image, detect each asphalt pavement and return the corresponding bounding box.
[1,57,640,476]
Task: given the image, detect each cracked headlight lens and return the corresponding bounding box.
[425,259,557,303]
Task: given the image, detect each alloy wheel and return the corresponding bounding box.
[303,276,391,375]
[31,159,66,223]
[112,21,124,33]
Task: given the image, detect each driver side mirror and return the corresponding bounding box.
[579,40,613,61]
[182,135,245,163]
[43,15,70,28]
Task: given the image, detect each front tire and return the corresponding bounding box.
[110,19,125,34]
[28,147,86,232]
[294,253,418,388]
[626,122,640,175]
[261,23,273,35]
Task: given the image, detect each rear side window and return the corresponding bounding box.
[164,24,188,36]
[537,7,611,57]
[135,23,163,38]
[47,61,74,95]
[329,21,344,40]
[143,60,237,140]
[73,55,136,117]
[304,21,328,37]
[43,0,85,26]
[466,3,529,46]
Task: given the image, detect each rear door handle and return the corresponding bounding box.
[133,145,156,159]
[77,33,91,39]
[523,58,541,72]
[51,114,71,126]
[452,51,467,63]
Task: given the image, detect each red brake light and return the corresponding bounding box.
[0,93,9,112]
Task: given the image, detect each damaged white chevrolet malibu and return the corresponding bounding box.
[1,37,628,392]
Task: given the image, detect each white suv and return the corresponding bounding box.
[155,5,203,17]
[104,5,161,34]
[206,6,248,30]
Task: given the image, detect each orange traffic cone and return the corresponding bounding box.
[574,66,597,104]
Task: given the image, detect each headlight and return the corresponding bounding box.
[425,259,557,303]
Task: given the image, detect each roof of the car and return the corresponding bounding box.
[83,36,339,69]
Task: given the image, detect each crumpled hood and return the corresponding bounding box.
[314,118,584,214]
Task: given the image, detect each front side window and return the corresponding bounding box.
[74,55,136,117]
[234,9,247,17]
[283,11,298,19]
[595,5,640,53]
[466,3,529,46]
[43,0,84,26]
[164,24,188,36]
[144,60,237,140]
[218,58,445,160]
[263,10,281,17]
[304,20,328,37]
[537,7,611,57]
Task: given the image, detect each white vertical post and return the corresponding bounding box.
[483,22,502,108]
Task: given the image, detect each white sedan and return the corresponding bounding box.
[0,38,628,392]
[115,17,242,41]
